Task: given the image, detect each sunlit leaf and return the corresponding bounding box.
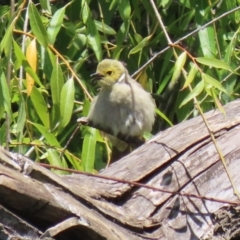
[0,21,13,56]
[28,2,48,47]
[0,70,4,119]
[47,149,68,174]
[39,0,51,14]
[82,127,96,173]
[47,7,65,44]
[128,35,151,56]
[196,57,232,71]
[171,51,187,85]
[202,73,228,94]
[0,122,6,146]
[26,39,37,96]
[30,86,50,128]
[180,80,204,107]
[109,0,118,10]
[31,122,60,147]
[50,58,64,127]
[81,0,90,24]
[94,20,116,35]
[13,41,43,87]
[86,18,102,61]
[16,95,26,133]
[155,108,173,126]
[182,64,198,89]
[209,88,225,115]
[119,0,131,21]
[0,72,11,117]
[113,22,129,58]
[198,26,215,58]
[59,78,75,131]
[65,150,83,171]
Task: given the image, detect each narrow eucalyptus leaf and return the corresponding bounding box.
[196,57,232,71]
[180,80,204,107]
[82,127,96,173]
[59,78,75,131]
[171,51,187,85]
[28,2,48,47]
[30,87,50,128]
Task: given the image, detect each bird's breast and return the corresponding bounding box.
[88,81,154,138]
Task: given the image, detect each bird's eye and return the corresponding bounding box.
[106,71,112,75]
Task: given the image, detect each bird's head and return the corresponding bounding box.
[91,59,128,87]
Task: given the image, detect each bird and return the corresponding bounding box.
[87,59,155,158]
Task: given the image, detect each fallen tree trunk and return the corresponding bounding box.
[1,99,240,240]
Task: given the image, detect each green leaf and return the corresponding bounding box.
[16,96,26,133]
[59,78,75,131]
[47,149,68,174]
[209,88,225,115]
[155,108,173,127]
[47,149,62,167]
[0,21,13,56]
[113,21,130,58]
[0,122,6,146]
[202,73,228,94]
[157,71,172,95]
[30,86,50,128]
[0,72,11,117]
[51,59,64,106]
[198,26,215,57]
[39,0,51,14]
[0,5,9,17]
[86,18,102,61]
[47,7,65,44]
[0,71,4,119]
[119,0,131,21]
[81,0,90,24]
[13,40,25,69]
[196,57,232,72]
[196,57,232,71]
[31,122,60,147]
[128,35,151,56]
[109,0,118,10]
[65,150,83,171]
[180,80,204,107]
[94,20,116,35]
[50,58,64,127]
[14,40,43,88]
[82,127,96,172]
[182,64,198,89]
[24,62,44,87]
[82,98,91,116]
[28,2,48,47]
[171,51,187,85]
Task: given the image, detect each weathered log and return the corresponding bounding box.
[0,99,240,239]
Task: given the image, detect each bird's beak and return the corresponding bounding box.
[90,72,104,80]
[90,72,104,85]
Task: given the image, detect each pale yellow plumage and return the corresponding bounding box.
[88,59,155,151]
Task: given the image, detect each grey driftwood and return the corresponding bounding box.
[0,99,240,240]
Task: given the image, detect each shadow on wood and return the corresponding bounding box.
[0,100,240,240]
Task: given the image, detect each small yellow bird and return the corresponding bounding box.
[88,59,155,153]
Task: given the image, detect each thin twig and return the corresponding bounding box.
[60,123,81,157]
[38,163,240,206]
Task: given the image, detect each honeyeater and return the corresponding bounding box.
[87,59,155,152]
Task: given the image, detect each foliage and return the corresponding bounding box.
[0,0,239,172]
